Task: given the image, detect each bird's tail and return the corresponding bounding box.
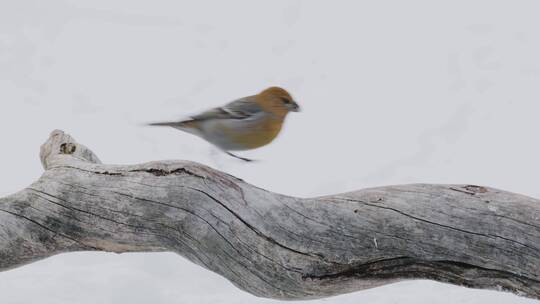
[146,120,200,135]
[147,121,184,127]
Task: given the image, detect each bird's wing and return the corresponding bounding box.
[190,96,263,121]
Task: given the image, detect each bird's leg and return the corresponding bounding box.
[225,151,255,162]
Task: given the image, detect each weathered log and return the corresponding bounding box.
[0,130,538,300]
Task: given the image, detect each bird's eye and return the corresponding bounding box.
[280,97,291,104]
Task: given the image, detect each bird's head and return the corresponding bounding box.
[257,86,300,115]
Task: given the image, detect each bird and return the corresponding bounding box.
[148,86,300,161]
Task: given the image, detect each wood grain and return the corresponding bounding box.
[0,130,538,300]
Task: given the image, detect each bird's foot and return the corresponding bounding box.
[226,152,256,162]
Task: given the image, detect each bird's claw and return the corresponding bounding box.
[226,152,257,162]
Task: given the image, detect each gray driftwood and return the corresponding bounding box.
[0,130,539,300]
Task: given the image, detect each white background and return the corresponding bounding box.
[0,1,539,303]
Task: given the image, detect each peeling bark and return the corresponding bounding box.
[0,129,539,300]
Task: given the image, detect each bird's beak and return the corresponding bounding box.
[288,101,301,112]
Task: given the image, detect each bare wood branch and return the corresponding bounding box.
[0,130,539,300]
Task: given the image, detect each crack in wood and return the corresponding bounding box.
[128,167,205,178]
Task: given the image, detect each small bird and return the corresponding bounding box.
[148,86,300,161]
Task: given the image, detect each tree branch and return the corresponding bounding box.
[0,130,538,300]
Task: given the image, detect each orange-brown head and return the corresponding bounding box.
[255,86,300,117]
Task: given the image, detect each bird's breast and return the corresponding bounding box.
[204,115,284,151]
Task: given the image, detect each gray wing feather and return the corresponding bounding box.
[190,96,263,121]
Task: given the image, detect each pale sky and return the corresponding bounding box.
[0,1,539,303]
